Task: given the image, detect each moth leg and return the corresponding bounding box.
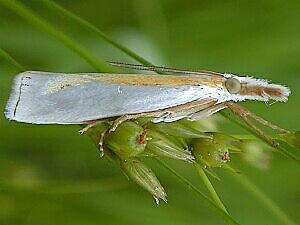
[79,120,110,157]
[226,102,279,147]
[152,99,217,123]
[109,115,136,132]
[187,102,227,121]
[226,102,289,133]
[109,112,161,132]
[79,119,106,134]
[98,127,110,157]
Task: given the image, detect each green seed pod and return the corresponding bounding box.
[192,138,230,167]
[106,121,147,159]
[146,130,194,162]
[121,158,167,203]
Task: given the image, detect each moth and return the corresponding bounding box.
[5,62,290,155]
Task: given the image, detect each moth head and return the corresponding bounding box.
[223,74,291,102]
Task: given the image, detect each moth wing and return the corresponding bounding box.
[5,71,212,124]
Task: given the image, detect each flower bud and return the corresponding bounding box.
[192,138,230,167]
[106,121,147,159]
[121,158,167,203]
[146,130,194,162]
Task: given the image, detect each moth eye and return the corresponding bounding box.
[225,78,241,94]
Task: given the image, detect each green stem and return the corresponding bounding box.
[39,0,154,67]
[195,164,228,213]
[225,165,297,225]
[155,159,240,225]
[0,47,25,71]
[0,0,112,72]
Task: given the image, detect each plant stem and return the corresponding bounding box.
[0,47,25,71]
[195,164,228,213]
[155,159,240,225]
[224,165,297,225]
[0,0,112,72]
[39,0,154,67]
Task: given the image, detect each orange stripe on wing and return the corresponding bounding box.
[93,74,225,87]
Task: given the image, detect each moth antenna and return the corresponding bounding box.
[108,61,224,77]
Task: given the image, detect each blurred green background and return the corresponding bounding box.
[0,0,299,224]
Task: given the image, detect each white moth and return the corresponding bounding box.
[5,62,290,148]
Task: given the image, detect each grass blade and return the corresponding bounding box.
[195,164,228,213]
[0,47,25,71]
[224,165,297,225]
[0,0,112,72]
[155,159,240,225]
[39,0,154,66]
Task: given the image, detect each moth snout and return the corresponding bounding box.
[238,78,291,102]
[223,75,291,102]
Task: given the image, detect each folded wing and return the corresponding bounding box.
[5,71,212,124]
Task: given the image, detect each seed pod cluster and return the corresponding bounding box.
[88,118,275,202]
